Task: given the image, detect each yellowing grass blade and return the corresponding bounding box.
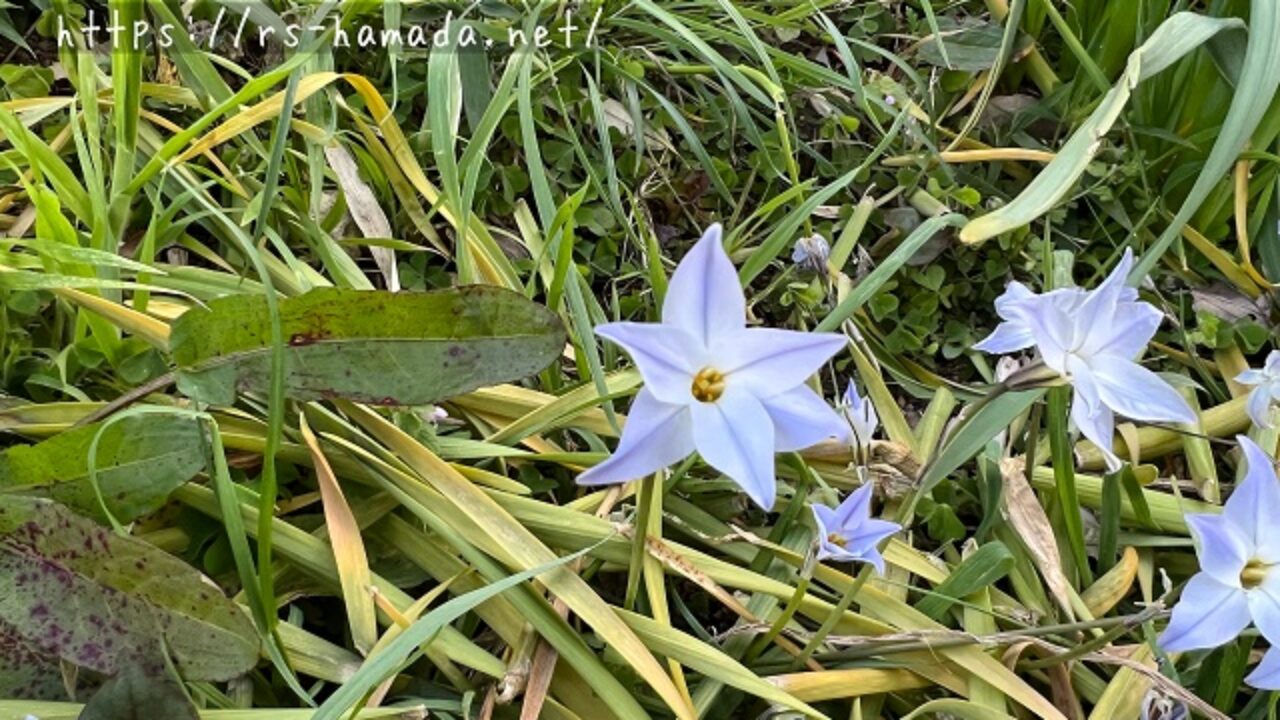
[766,668,932,701]
[340,401,696,720]
[51,285,172,348]
[300,416,378,655]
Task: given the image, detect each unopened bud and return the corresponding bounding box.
[791,234,830,273]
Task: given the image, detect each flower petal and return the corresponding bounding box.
[1267,350,1280,375]
[1158,573,1250,652]
[690,388,777,510]
[1073,249,1136,340]
[859,548,888,575]
[1237,369,1269,386]
[1248,646,1280,689]
[1184,514,1247,588]
[662,224,745,345]
[596,322,702,404]
[719,328,845,398]
[1068,356,1103,415]
[844,517,900,553]
[1010,295,1074,372]
[992,281,1035,318]
[1248,386,1275,429]
[1077,301,1163,360]
[760,386,846,452]
[811,504,840,537]
[1225,436,1280,562]
[815,538,858,563]
[578,389,694,486]
[841,381,879,447]
[835,482,874,527]
[1088,359,1196,424]
[972,321,1035,354]
[1249,572,1280,644]
[1070,377,1120,471]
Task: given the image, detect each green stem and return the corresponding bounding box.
[1047,385,1092,587]
[790,568,873,670]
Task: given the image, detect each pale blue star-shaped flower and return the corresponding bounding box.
[973,249,1196,470]
[1159,436,1280,688]
[810,483,900,572]
[1237,350,1280,429]
[578,224,847,510]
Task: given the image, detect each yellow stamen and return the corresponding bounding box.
[826,532,847,547]
[1242,559,1271,589]
[690,367,726,402]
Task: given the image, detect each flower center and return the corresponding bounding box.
[826,532,847,547]
[690,367,726,403]
[1242,559,1273,590]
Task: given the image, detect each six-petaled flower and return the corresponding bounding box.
[973,248,1196,470]
[811,483,900,572]
[578,224,848,510]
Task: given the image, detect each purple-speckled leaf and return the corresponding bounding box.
[0,496,259,682]
[0,619,98,700]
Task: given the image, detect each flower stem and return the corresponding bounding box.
[790,566,874,670]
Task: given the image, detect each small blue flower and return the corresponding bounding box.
[973,248,1196,470]
[1236,350,1280,429]
[1159,436,1280,688]
[579,224,847,510]
[810,483,900,572]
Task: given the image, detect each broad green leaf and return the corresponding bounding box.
[170,287,566,406]
[0,414,207,523]
[915,541,1014,619]
[0,496,259,682]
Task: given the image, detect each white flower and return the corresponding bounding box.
[974,249,1196,470]
[840,381,878,456]
[1237,350,1280,429]
[578,224,847,510]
